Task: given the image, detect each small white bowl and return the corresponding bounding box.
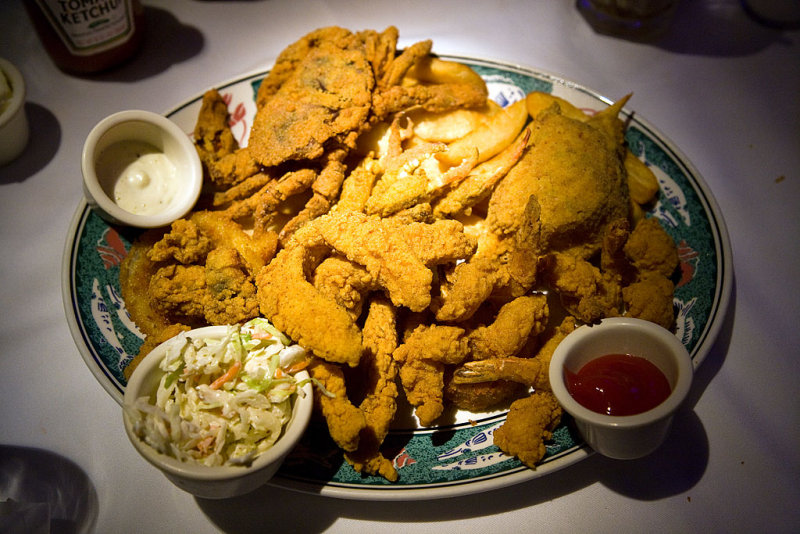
[122,326,314,499]
[549,317,693,460]
[82,110,202,228]
[0,58,29,166]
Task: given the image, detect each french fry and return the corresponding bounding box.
[407,101,501,143]
[406,56,487,89]
[624,149,660,205]
[436,98,528,166]
[526,91,588,122]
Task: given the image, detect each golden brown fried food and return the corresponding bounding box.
[193,89,261,188]
[534,316,577,367]
[333,158,380,213]
[119,229,173,340]
[365,141,477,217]
[277,148,349,244]
[148,264,208,324]
[372,79,488,118]
[194,89,263,188]
[315,212,433,312]
[255,26,360,108]
[312,211,476,312]
[308,358,366,452]
[444,378,528,413]
[453,356,550,391]
[433,197,541,323]
[147,219,212,265]
[189,210,277,274]
[432,127,530,219]
[493,391,562,468]
[344,296,400,481]
[432,226,506,322]
[194,89,238,163]
[203,247,260,325]
[600,217,635,284]
[312,255,376,320]
[118,26,685,478]
[540,253,623,324]
[359,26,400,84]
[436,98,528,167]
[213,171,274,210]
[623,272,675,329]
[467,295,549,360]
[624,216,679,278]
[248,31,375,167]
[394,324,470,426]
[488,103,630,258]
[247,168,318,228]
[255,237,363,367]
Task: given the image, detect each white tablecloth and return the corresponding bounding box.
[1,1,798,532]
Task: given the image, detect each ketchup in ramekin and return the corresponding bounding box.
[565,353,671,416]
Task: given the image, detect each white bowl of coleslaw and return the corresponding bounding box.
[122,319,314,499]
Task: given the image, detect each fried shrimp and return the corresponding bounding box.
[453,357,550,391]
[394,324,470,426]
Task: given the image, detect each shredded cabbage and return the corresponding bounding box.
[126,318,308,467]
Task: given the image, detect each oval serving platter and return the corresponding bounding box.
[62,56,732,501]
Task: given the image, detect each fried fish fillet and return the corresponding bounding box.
[308,358,366,452]
[255,238,363,367]
[312,211,477,312]
[344,296,400,481]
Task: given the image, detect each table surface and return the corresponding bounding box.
[1,1,798,532]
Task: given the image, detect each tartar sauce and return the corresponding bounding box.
[96,140,179,215]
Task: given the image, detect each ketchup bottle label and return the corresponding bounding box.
[33,0,136,56]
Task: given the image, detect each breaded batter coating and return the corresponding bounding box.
[493,391,562,469]
[248,32,375,167]
[149,264,208,323]
[312,211,476,312]
[540,253,623,324]
[117,27,685,479]
[624,216,679,278]
[312,255,376,320]
[120,229,174,340]
[488,104,630,258]
[394,324,470,426]
[203,247,260,325]
[308,359,366,452]
[147,219,212,265]
[467,295,549,360]
[193,89,260,187]
[344,296,400,481]
[623,272,676,329]
[255,242,363,367]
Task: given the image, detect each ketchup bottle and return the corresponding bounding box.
[23,0,145,75]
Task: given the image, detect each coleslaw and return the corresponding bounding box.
[125,318,310,467]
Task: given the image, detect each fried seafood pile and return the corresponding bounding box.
[120,26,679,479]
